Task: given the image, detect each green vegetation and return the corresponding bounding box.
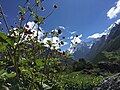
[0,1,66,89]
[0,0,120,90]
[72,58,93,71]
[61,72,103,90]
[93,35,120,63]
[103,50,120,63]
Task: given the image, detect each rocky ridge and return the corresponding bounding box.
[93,73,120,90]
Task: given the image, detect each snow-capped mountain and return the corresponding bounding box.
[72,41,91,60]
[73,19,120,61]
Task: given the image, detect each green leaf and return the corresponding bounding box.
[5,73,16,78]
[43,83,52,90]
[47,40,52,47]
[35,59,44,67]
[19,29,24,34]
[0,42,8,52]
[19,67,27,72]
[6,36,18,46]
[28,7,33,14]
[19,6,26,14]
[0,30,18,47]
[40,42,45,46]
[51,30,56,36]
[36,0,40,3]
[34,13,39,20]
[39,16,43,21]
[0,69,5,76]
[0,32,9,51]
[37,16,44,24]
[51,58,59,61]
[0,32,8,43]
[20,67,32,77]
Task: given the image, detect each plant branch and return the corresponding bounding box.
[45,9,55,20]
[0,5,10,33]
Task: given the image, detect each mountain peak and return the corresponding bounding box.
[72,19,120,60]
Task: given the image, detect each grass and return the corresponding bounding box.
[61,72,103,90]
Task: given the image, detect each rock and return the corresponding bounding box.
[93,73,120,90]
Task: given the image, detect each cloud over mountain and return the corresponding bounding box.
[87,19,120,39]
[107,0,120,19]
[69,34,83,54]
[87,33,106,39]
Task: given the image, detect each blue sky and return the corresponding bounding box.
[0,0,120,50]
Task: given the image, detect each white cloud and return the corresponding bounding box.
[69,34,82,54]
[43,37,52,47]
[63,42,68,45]
[9,21,68,50]
[70,36,74,39]
[71,37,82,44]
[87,33,102,39]
[88,19,120,39]
[9,21,44,44]
[43,36,68,49]
[78,34,82,38]
[52,37,60,44]
[87,31,109,39]
[71,34,82,45]
[43,36,60,49]
[58,26,65,30]
[68,34,82,40]
[69,31,76,34]
[107,0,120,19]
[24,21,44,39]
[51,29,58,33]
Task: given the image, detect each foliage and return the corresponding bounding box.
[0,1,70,89]
[0,0,109,90]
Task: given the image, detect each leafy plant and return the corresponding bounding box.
[0,1,68,89]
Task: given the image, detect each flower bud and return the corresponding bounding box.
[25,24,29,28]
[53,4,58,9]
[58,29,62,34]
[61,41,64,45]
[76,35,78,37]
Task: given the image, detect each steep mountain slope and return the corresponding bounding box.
[73,19,120,62]
[86,35,106,60]
[89,22,120,63]
[93,35,120,63]
[72,41,90,60]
